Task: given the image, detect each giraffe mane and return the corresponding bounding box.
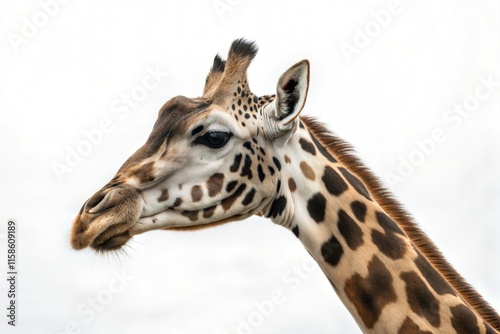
[301,115,500,331]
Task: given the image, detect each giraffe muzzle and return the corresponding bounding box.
[70,186,144,251]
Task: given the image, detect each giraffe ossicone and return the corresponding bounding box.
[70,39,499,333]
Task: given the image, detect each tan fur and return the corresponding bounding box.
[301,116,500,331]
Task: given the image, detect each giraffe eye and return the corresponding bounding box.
[194,131,233,149]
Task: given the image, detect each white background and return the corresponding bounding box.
[0,0,499,333]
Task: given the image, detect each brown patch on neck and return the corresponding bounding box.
[344,255,397,329]
[300,161,315,180]
[398,317,432,334]
[301,116,500,331]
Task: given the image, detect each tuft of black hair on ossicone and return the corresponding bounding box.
[228,38,258,61]
[211,54,226,73]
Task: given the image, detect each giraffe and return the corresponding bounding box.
[70,39,500,333]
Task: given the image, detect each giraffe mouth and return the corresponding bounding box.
[71,185,144,251]
[90,221,133,251]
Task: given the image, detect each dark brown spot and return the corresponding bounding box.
[272,157,281,171]
[221,184,246,211]
[181,210,198,221]
[337,209,364,250]
[207,173,224,197]
[158,189,169,202]
[322,166,348,196]
[300,161,315,180]
[226,180,238,192]
[191,185,203,202]
[268,195,287,219]
[450,304,481,334]
[339,167,371,200]
[344,256,397,329]
[172,197,182,208]
[242,188,255,206]
[299,138,316,155]
[309,131,336,162]
[321,235,343,266]
[240,155,253,179]
[400,271,440,328]
[414,251,456,296]
[371,211,407,259]
[243,141,254,154]
[371,230,406,259]
[376,211,404,235]
[284,155,291,163]
[203,205,216,219]
[230,154,242,173]
[292,225,299,238]
[350,200,367,222]
[288,178,297,192]
[257,164,265,182]
[398,317,432,334]
[307,192,326,223]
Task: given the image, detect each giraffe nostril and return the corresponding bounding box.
[85,193,107,213]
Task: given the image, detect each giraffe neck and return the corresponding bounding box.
[266,117,498,333]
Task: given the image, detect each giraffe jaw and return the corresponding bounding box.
[131,210,256,235]
[127,190,268,236]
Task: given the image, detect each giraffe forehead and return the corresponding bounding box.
[153,96,209,140]
[142,95,255,157]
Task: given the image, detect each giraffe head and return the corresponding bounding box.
[70,39,310,251]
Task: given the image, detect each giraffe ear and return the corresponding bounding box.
[268,60,310,136]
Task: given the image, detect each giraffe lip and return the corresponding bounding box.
[90,223,133,251]
[91,231,131,251]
